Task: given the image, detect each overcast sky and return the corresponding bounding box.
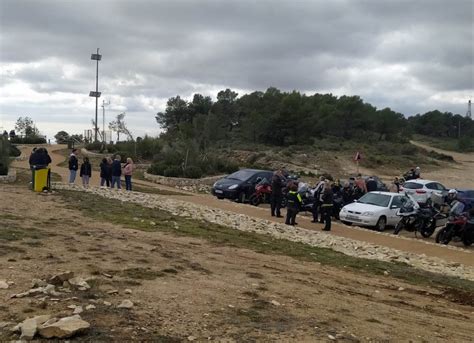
[0,0,473,141]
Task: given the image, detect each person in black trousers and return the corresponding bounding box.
[100,158,110,187]
[285,182,302,226]
[270,170,284,217]
[321,181,334,231]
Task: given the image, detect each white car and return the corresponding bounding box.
[339,192,412,231]
[399,179,448,204]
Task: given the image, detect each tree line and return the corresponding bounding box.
[156,87,473,150]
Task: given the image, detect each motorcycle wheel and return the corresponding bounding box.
[394,220,405,235]
[435,226,452,245]
[420,218,436,238]
[249,194,261,206]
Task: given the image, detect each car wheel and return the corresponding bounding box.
[375,216,387,232]
[341,221,352,226]
[237,192,246,203]
[217,196,224,200]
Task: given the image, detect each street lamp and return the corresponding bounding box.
[89,48,102,142]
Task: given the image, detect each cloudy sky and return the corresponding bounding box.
[1,0,472,141]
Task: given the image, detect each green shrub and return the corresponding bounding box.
[163,166,182,177]
[10,136,46,144]
[0,138,11,175]
[183,166,203,178]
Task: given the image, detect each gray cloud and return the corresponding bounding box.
[0,0,472,139]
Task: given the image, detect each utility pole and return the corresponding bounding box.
[467,100,472,119]
[89,48,102,142]
[101,99,110,147]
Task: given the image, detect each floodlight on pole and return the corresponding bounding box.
[89,48,102,142]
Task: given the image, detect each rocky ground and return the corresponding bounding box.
[1,182,473,342]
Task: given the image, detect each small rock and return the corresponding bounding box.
[124,289,132,294]
[227,304,235,308]
[73,306,83,314]
[398,287,405,291]
[38,315,90,339]
[101,273,113,278]
[14,315,51,340]
[271,300,281,306]
[69,277,90,290]
[328,334,336,340]
[187,335,196,341]
[117,300,134,309]
[49,271,75,285]
[107,289,119,295]
[103,301,112,306]
[85,304,96,310]
[0,280,9,289]
[383,271,389,276]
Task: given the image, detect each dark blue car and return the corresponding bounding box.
[457,189,474,210]
[212,169,273,203]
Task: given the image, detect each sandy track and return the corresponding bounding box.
[12,144,473,267]
[410,140,474,189]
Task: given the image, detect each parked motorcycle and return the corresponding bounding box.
[394,198,445,237]
[249,178,287,208]
[435,201,473,246]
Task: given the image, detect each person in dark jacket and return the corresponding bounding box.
[366,176,378,192]
[80,157,92,188]
[270,170,284,217]
[285,183,302,226]
[100,158,111,187]
[342,183,354,205]
[68,149,79,184]
[111,155,122,189]
[321,181,334,231]
[311,176,325,223]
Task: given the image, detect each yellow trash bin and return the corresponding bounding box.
[32,166,51,192]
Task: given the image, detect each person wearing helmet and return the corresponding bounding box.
[413,167,421,179]
[445,189,458,206]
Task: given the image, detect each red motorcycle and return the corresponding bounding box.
[249,179,287,208]
[435,201,473,246]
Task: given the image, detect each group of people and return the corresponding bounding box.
[68,149,135,190]
[269,171,334,231]
[267,170,421,231]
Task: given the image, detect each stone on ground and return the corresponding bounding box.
[38,315,90,339]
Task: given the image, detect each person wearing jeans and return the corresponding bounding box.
[111,155,122,189]
[68,149,79,184]
[123,157,134,191]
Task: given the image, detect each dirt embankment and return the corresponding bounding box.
[1,184,473,342]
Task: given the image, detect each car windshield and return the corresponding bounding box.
[227,170,256,181]
[358,193,391,207]
[403,182,423,189]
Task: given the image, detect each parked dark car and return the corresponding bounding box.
[211,169,273,203]
[457,189,474,210]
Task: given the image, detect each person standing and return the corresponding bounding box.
[354,173,367,199]
[123,157,134,191]
[80,157,92,188]
[389,177,400,193]
[106,157,113,187]
[111,155,122,189]
[270,170,283,217]
[311,176,325,223]
[285,183,302,226]
[100,158,110,187]
[366,176,378,192]
[68,149,79,184]
[321,181,334,231]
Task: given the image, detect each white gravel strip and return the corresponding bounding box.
[53,183,474,281]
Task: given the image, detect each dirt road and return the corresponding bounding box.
[12,145,473,268]
[1,185,473,341]
[410,141,474,189]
